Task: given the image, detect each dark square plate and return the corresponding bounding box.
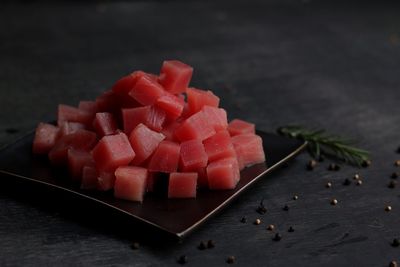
[0,130,306,239]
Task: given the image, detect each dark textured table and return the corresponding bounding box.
[1,1,400,266]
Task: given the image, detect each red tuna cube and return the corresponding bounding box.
[81,165,98,190]
[161,121,181,141]
[180,139,208,171]
[148,141,180,173]
[114,166,148,202]
[129,123,165,166]
[128,75,165,106]
[97,171,116,191]
[67,149,94,180]
[168,172,198,199]
[112,70,145,96]
[187,87,219,115]
[122,106,166,135]
[95,90,119,113]
[78,101,98,114]
[92,132,135,172]
[228,119,255,136]
[32,123,59,154]
[202,106,228,132]
[174,111,216,142]
[231,134,265,170]
[207,157,240,190]
[196,167,208,188]
[203,130,236,162]
[57,104,93,127]
[58,122,86,140]
[49,129,97,165]
[93,112,118,137]
[158,60,193,94]
[155,93,184,120]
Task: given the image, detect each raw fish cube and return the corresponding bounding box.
[174,111,215,142]
[168,172,197,199]
[231,134,265,170]
[114,166,148,202]
[228,119,255,136]
[148,141,180,173]
[32,123,59,154]
[207,157,240,190]
[158,60,193,94]
[203,130,236,162]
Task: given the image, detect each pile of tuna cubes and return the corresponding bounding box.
[32,60,265,202]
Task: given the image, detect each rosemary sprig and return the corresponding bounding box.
[277,125,370,167]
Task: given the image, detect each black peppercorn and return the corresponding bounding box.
[356,180,363,186]
[307,159,317,170]
[240,217,247,223]
[353,173,361,180]
[395,160,400,167]
[207,240,215,248]
[331,199,338,205]
[385,205,392,212]
[388,180,397,189]
[362,160,371,167]
[198,241,207,250]
[256,199,267,214]
[254,219,261,225]
[293,195,299,200]
[391,172,399,179]
[392,238,400,247]
[267,224,275,231]
[343,178,351,186]
[273,233,282,241]
[326,182,332,188]
[328,163,340,171]
[283,205,289,211]
[397,147,400,154]
[288,226,294,232]
[131,242,140,250]
[389,261,398,267]
[226,256,235,264]
[177,255,188,265]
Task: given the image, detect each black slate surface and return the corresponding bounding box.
[1,1,400,266]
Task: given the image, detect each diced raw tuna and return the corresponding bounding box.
[81,166,98,190]
[180,139,208,171]
[67,149,94,180]
[97,171,116,191]
[148,141,180,173]
[231,134,265,170]
[92,132,135,172]
[161,121,181,141]
[128,75,165,106]
[187,87,219,115]
[57,104,93,127]
[147,172,156,192]
[203,130,236,162]
[95,90,119,113]
[32,123,59,154]
[129,123,165,165]
[155,93,184,120]
[122,106,166,135]
[58,122,86,139]
[207,157,240,190]
[168,172,197,199]
[196,167,208,188]
[228,119,255,136]
[202,106,228,132]
[158,60,193,94]
[93,112,118,137]
[49,129,97,165]
[174,111,216,142]
[114,166,148,202]
[78,101,98,114]
[112,71,144,96]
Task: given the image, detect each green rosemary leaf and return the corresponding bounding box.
[277,125,370,167]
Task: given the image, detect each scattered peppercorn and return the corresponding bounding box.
[226,256,235,264]
[207,240,215,248]
[131,242,140,250]
[328,163,340,171]
[388,180,397,189]
[389,261,398,267]
[331,199,338,205]
[307,159,317,170]
[362,159,371,167]
[293,195,299,200]
[198,241,207,250]
[385,205,392,212]
[391,238,400,247]
[395,160,400,167]
[356,180,363,186]
[397,147,400,153]
[273,233,282,241]
[256,199,267,214]
[391,172,399,179]
[288,226,294,232]
[326,182,332,188]
[267,224,275,231]
[177,255,188,265]
[353,173,361,180]
[343,178,351,186]
[254,219,261,225]
[283,204,289,211]
[240,217,247,223]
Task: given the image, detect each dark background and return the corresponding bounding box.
[1,1,400,266]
